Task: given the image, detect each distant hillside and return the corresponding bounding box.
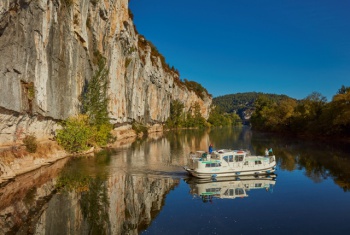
[213,92,292,121]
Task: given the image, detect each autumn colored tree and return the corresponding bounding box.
[251,87,349,137]
[250,95,275,131]
[329,86,350,135]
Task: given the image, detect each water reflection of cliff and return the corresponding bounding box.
[45,172,179,235]
[0,158,69,234]
[0,150,180,235]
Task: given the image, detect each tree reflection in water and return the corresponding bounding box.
[56,150,112,234]
[80,177,111,235]
[55,149,180,235]
[250,130,350,191]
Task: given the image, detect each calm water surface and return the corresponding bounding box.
[1,127,350,234]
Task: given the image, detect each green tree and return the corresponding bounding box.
[318,85,350,135]
[251,95,297,132]
[192,102,207,127]
[82,56,109,126]
[337,85,349,95]
[57,54,112,152]
[208,105,241,127]
[292,92,327,134]
[229,112,242,126]
[250,95,274,130]
[273,98,297,131]
[165,99,184,128]
[56,115,93,153]
[330,86,350,135]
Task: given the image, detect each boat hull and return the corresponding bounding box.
[184,166,276,179]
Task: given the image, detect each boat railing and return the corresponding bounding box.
[190,151,221,161]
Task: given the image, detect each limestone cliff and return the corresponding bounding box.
[0,0,212,145]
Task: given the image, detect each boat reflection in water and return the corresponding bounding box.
[186,174,276,202]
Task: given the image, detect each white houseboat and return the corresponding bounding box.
[184,149,276,178]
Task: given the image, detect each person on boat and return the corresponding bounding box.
[265,148,269,157]
[269,148,273,156]
[209,143,213,154]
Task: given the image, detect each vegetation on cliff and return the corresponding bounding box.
[137,34,211,98]
[56,56,113,153]
[250,85,350,137]
[22,134,38,153]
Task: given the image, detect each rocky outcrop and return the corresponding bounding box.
[0,140,67,185]
[0,0,212,146]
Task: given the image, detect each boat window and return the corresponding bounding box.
[255,183,262,187]
[210,163,221,167]
[205,162,222,168]
[206,188,221,193]
[224,189,233,196]
[229,155,234,162]
[229,189,234,196]
[244,161,248,165]
[224,189,235,196]
[235,155,244,162]
[255,160,262,165]
[223,155,233,162]
[235,188,244,195]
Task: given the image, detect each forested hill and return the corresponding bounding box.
[213,92,292,120]
[212,87,350,137]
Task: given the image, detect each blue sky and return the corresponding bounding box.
[129,0,350,101]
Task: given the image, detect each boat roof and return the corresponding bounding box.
[214,149,246,154]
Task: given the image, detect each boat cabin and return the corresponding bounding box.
[186,148,276,178]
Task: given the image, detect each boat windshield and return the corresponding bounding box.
[223,155,234,162]
[235,155,244,162]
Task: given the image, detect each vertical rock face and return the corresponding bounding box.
[0,0,212,144]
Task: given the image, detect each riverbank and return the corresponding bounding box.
[0,124,163,186]
[0,140,68,186]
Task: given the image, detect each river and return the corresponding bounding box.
[1,126,350,234]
